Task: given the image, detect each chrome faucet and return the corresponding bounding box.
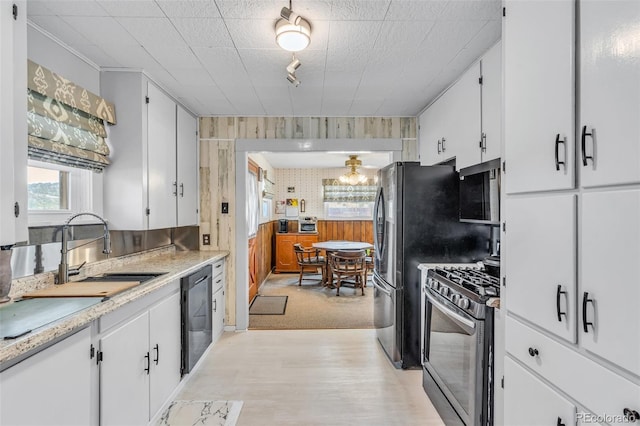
[58,212,111,284]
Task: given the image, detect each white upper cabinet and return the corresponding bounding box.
[176,105,199,227]
[147,83,177,230]
[579,1,640,188]
[480,41,502,164]
[581,189,640,377]
[419,95,446,166]
[101,71,198,230]
[506,194,577,343]
[450,62,482,170]
[504,0,575,194]
[0,1,27,246]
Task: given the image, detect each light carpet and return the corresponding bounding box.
[249,273,373,330]
[157,400,243,426]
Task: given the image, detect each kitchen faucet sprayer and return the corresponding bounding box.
[58,212,111,284]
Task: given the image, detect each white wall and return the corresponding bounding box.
[274,168,377,219]
[27,24,100,94]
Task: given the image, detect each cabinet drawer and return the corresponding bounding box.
[506,316,640,421]
[212,269,225,293]
[211,259,224,280]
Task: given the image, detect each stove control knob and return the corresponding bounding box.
[439,287,449,297]
[430,280,439,291]
[457,298,470,310]
[451,294,460,304]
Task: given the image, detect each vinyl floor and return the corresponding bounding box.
[175,329,445,426]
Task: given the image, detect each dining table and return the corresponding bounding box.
[312,240,374,287]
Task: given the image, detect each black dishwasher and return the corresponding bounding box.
[181,265,212,375]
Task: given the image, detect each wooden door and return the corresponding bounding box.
[248,237,257,303]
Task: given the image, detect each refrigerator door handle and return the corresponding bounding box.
[373,186,385,257]
[372,275,393,297]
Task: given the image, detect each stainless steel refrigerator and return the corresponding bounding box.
[372,162,491,369]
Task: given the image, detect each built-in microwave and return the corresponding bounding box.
[459,158,501,225]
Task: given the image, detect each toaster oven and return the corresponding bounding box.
[298,216,318,233]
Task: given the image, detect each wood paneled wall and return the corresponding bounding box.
[317,220,374,244]
[256,221,275,290]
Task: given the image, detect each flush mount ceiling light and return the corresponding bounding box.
[275,2,311,52]
[339,155,369,185]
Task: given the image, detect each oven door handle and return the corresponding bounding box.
[426,291,476,331]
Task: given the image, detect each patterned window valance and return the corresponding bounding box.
[322,179,377,202]
[26,60,117,172]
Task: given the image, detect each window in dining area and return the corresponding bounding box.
[322,179,377,219]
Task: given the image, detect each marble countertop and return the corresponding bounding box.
[0,249,228,368]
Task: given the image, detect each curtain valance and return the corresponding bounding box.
[322,179,377,202]
[26,60,116,172]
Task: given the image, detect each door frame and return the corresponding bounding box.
[234,138,403,330]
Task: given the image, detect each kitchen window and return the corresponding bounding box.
[27,160,102,226]
[322,179,376,219]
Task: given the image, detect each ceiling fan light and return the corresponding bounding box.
[275,18,311,52]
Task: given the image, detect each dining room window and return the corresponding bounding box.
[322,179,376,219]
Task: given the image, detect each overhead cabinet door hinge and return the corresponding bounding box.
[146,208,150,216]
[145,96,150,104]
[502,222,506,232]
[12,4,18,20]
[501,376,504,388]
[90,344,95,359]
[502,7,506,16]
[96,351,103,365]
[502,160,506,172]
[479,76,483,85]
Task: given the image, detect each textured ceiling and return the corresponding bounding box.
[27,0,501,117]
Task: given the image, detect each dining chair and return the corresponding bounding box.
[328,250,366,296]
[293,243,325,286]
[364,248,375,287]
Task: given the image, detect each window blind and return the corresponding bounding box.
[322,179,377,202]
[26,60,116,172]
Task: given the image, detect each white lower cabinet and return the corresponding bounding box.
[100,292,181,425]
[212,259,226,343]
[506,316,640,423]
[504,357,575,426]
[505,194,577,343]
[581,189,640,377]
[0,326,94,426]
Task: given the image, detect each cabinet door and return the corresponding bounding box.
[579,1,640,188]
[0,0,27,246]
[276,234,298,272]
[213,286,225,342]
[419,102,443,166]
[149,292,182,419]
[506,194,577,343]
[581,190,640,376]
[450,62,482,170]
[147,82,177,229]
[504,357,576,426]
[481,41,502,164]
[177,105,199,227]
[0,327,93,426]
[100,312,149,426]
[504,0,575,193]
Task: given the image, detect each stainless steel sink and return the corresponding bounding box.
[78,272,165,283]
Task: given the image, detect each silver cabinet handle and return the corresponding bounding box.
[180,183,184,197]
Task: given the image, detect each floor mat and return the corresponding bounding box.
[249,295,288,315]
[157,400,243,426]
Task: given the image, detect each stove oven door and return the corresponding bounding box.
[423,289,485,426]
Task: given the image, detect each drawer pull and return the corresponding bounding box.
[528,347,539,357]
[582,292,595,333]
[437,139,442,154]
[557,417,565,426]
[624,408,639,422]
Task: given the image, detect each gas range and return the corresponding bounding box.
[425,266,500,319]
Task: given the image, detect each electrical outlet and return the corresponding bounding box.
[221,202,229,214]
[202,234,210,245]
